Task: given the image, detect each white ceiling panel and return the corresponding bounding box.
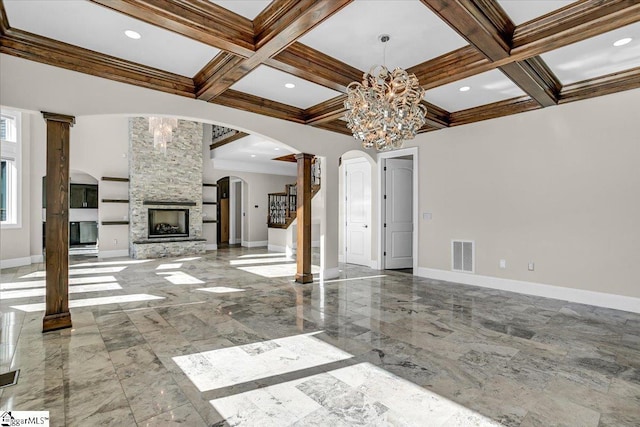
[298,0,467,71]
[497,1,573,25]
[3,0,220,77]
[231,65,342,109]
[424,69,526,112]
[211,134,296,176]
[541,23,640,85]
[210,1,271,20]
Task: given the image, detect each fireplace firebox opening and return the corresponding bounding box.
[148,208,189,238]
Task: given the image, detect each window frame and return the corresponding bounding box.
[1,110,22,229]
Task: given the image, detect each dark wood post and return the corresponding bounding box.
[295,153,314,283]
[42,112,75,332]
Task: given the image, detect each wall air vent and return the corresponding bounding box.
[452,240,474,273]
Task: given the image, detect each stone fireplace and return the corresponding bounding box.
[129,118,205,259]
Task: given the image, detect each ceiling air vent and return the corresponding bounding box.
[452,240,474,273]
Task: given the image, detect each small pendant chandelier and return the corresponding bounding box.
[148,117,178,154]
[345,35,427,151]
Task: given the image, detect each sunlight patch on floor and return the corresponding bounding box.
[156,263,183,270]
[0,275,118,290]
[11,294,164,312]
[196,287,246,294]
[20,266,127,278]
[210,362,501,426]
[237,253,289,259]
[157,271,204,285]
[0,282,122,300]
[229,257,294,266]
[70,259,151,267]
[173,332,352,392]
[175,256,202,262]
[236,263,320,278]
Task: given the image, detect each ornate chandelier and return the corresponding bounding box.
[345,35,427,151]
[148,117,178,153]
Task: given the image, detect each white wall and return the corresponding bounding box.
[407,88,640,301]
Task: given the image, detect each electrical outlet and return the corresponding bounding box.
[499,259,506,269]
[528,262,535,271]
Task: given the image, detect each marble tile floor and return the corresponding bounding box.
[1,247,639,426]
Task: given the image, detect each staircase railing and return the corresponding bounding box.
[267,157,320,228]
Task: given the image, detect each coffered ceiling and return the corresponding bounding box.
[1,0,639,139]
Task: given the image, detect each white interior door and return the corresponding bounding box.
[345,159,371,266]
[384,158,413,269]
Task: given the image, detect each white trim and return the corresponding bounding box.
[242,240,268,248]
[338,254,345,263]
[377,147,419,273]
[267,244,287,253]
[369,260,379,270]
[312,240,320,248]
[30,254,44,263]
[416,267,640,314]
[320,267,340,281]
[0,256,31,269]
[206,244,218,251]
[98,249,129,259]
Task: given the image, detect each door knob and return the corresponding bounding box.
[363,225,368,228]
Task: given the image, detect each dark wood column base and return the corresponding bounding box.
[295,273,314,284]
[42,312,72,332]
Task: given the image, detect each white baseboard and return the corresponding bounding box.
[416,267,640,314]
[31,254,44,264]
[0,256,32,269]
[205,244,218,251]
[321,267,340,281]
[369,260,379,270]
[98,249,129,259]
[242,240,268,248]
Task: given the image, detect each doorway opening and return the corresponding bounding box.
[379,148,418,272]
[217,176,244,248]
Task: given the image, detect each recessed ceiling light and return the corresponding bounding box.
[613,37,632,47]
[459,86,471,92]
[284,83,295,89]
[250,154,256,158]
[274,147,280,151]
[124,30,141,40]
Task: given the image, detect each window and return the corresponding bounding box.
[1,111,21,227]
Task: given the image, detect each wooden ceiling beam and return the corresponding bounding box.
[196,0,352,102]
[89,0,255,57]
[420,0,514,60]
[266,42,363,93]
[449,96,541,126]
[210,89,306,123]
[408,46,493,90]
[310,119,352,136]
[0,28,196,97]
[511,0,640,59]
[500,57,561,107]
[420,0,559,107]
[304,95,346,125]
[558,67,640,104]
